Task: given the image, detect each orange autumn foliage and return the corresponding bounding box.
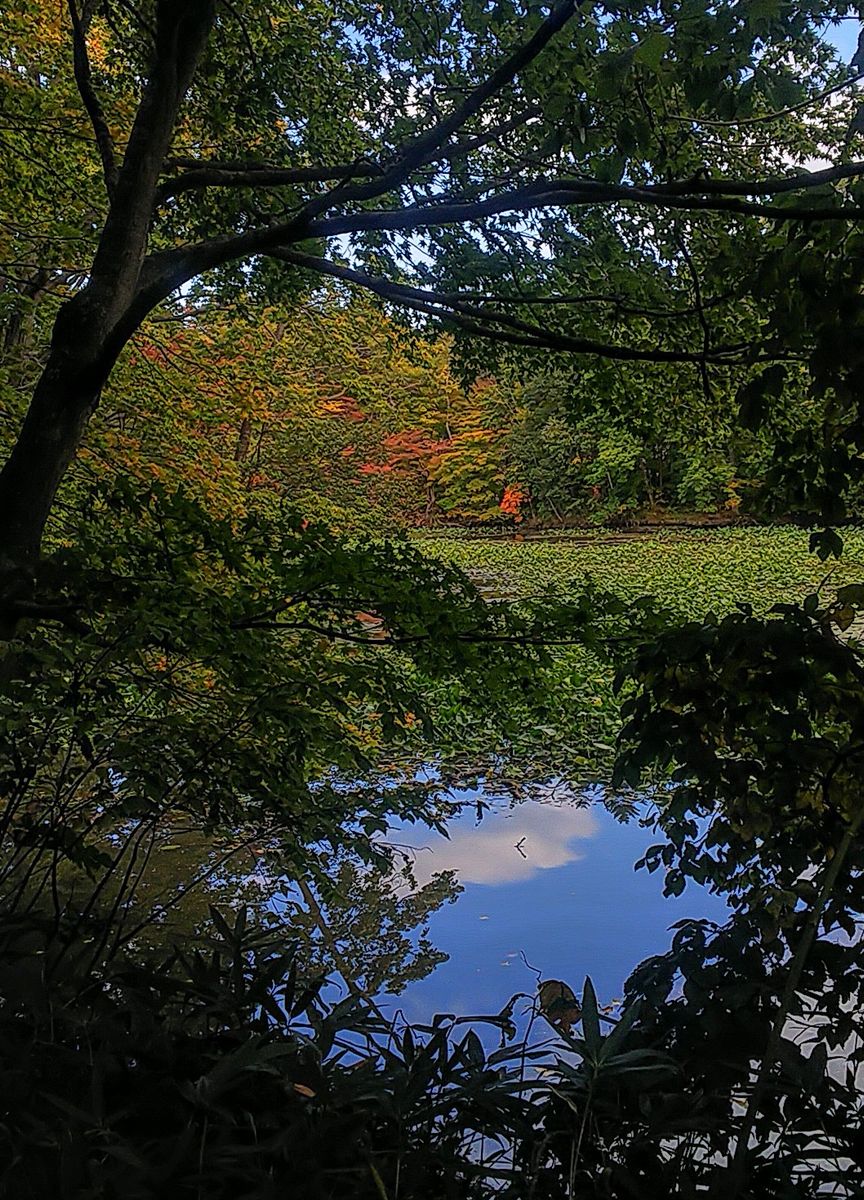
[499,484,529,521]
[88,292,515,527]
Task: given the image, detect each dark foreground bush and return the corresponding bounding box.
[1,898,862,1200]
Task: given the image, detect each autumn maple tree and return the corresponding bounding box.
[80,294,480,527]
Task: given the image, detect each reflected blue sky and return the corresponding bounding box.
[385,796,729,1024]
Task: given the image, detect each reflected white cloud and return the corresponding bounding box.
[395,800,599,889]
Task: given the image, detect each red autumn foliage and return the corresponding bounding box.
[499,484,528,521]
[321,395,366,421]
[357,430,449,479]
[358,462,394,475]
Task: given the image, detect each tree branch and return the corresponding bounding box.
[675,227,714,404]
[68,0,119,200]
[157,106,545,203]
[231,616,603,647]
[135,154,864,328]
[305,172,864,240]
[157,159,385,201]
[88,0,217,312]
[133,163,864,332]
[301,0,582,219]
[266,249,754,366]
[117,152,864,371]
[666,72,864,129]
[656,159,864,198]
[441,288,736,319]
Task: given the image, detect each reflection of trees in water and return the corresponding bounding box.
[275,853,460,1000]
[1,816,461,996]
[66,823,271,953]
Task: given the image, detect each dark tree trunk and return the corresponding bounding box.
[0,366,100,566]
[235,417,252,462]
[0,291,114,570]
[0,0,217,604]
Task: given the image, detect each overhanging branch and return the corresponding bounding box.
[157,107,544,204]
[269,249,754,366]
[157,160,385,202]
[301,0,582,219]
[656,159,864,198]
[306,170,864,240]
[124,151,864,365]
[140,157,864,312]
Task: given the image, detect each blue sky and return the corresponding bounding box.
[824,17,859,62]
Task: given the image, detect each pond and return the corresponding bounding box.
[75,528,864,1029]
[382,788,730,1024]
[363,525,864,1023]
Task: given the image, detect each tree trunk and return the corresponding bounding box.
[0,293,110,574]
[234,417,252,462]
[0,375,99,566]
[0,0,217,588]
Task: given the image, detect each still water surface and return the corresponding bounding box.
[386,792,729,1023]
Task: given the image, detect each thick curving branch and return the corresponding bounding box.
[306,171,864,240]
[148,160,864,297]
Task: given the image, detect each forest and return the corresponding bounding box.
[54,292,817,529]
[3,0,864,1196]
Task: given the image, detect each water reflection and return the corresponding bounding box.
[386,792,730,1022]
[395,794,599,888]
[18,783,730,1033]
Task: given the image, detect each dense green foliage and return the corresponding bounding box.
[418,527,864,794]
[5,0,864,1195]
[499,373,787,523]
[424,526,864,612]
[7,573,864,1196]
[6,496,864,1196]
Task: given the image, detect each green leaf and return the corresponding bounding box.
[634,31,670,71]
[810,528,843,561]
[580,976,602,1056]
